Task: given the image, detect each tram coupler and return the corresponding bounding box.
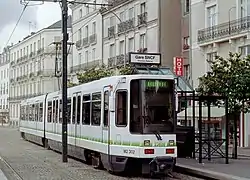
[149,156,175,177]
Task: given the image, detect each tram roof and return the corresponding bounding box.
[133,66,194,92]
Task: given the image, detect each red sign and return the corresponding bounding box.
[173,57,184,76]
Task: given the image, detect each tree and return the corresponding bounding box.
[196,52,250,158]
[68,65,134,86]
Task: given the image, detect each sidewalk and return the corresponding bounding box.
[176,158,250,180]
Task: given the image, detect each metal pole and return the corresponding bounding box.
[62,0,68,163]
[198,97,202,163]
[225,97,229,164]
[192,90,196,159]
[207,99,211,161]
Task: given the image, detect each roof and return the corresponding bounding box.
[177,106,226,119]
[46,15,72,29]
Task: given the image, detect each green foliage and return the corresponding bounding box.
[67,65,134,87]
[68,81,77,88]
[196,52,250,114]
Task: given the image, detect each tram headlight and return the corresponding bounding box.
[168,140,174,146]
[144,140,151,146]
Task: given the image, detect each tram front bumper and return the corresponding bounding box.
[149,156,175,175]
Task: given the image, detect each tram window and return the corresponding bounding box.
[103,91,109,126]
[20,106,25,121]
[47,101,52,123]
[82,94,90,125]
[72,96,76,124]
[116,91,128,126]
[52,100,56,123]
[59,100,62,123]
[67,98,71,124]
[29,105,33,121]
[91,92,101,126]
[26,105,29,121]
[39,103,43,122]
[77,95,81,124]
[35,104,39,122]
[55,100,58,123]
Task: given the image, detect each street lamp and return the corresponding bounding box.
[228,6,236,35]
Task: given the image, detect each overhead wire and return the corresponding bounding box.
[5,3,29,47]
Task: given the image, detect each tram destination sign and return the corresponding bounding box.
[129,52,161,65]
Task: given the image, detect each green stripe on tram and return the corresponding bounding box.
[20,126,176,147]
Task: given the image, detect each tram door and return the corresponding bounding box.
[102,88,111,156]
[52,97,59,135]
[73,92,81,147]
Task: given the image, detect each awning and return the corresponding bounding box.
[177,106,226,119]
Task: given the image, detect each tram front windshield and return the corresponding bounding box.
[130,79,175,134]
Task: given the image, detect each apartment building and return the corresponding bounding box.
[9,17,72,127]
[100,0,183,69]
[181,0,191,82]
[70,0,102,83]
[191,0,250,147]
[0,46,11,124]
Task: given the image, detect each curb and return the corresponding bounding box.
[175,163,249,180]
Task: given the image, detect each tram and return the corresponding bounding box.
[19,74,177,176]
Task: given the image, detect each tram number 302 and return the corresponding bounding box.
[123,149,135,154]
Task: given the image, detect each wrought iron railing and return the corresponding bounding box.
[197,16,250,43]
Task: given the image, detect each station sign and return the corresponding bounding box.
[129,52,161,65]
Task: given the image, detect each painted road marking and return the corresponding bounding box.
[0,169,8,180]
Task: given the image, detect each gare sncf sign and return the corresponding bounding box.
[173,57,184,76]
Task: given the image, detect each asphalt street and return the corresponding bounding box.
[0,127,203,180]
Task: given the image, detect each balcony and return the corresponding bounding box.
[70,60,101,73]
[108,54,129,67]
[82,37,89,47]
[108,26,115,38]
[117,18,135,34]
[138,12,147,26]
[197,16,250,44]
[100,0,129,13]
[89,34,97,44]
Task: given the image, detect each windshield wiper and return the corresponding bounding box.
[153,131,162,141]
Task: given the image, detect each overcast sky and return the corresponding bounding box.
[0,1,63,51]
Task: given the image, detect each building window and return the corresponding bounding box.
[183,36,190,50]
[92,48,96,60]
[85,51,88,63]
[140,2,146,14]
[78,28,82,41]
[207,5,217,27]
[140,34,146,49]
[239,45,250,56]
[120,11,125,21]
[79,9,82,18]
[85,25,89,38]
[129,7,134,19]
[78,53,81,64]
[128,38,134,52]
[110,44,115,57]
[240,0,250,17]
[92,22,96,34]
[206,52,217,72]
[119,40,125,55]
[85,4,89,14]
[184,0,190,14]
